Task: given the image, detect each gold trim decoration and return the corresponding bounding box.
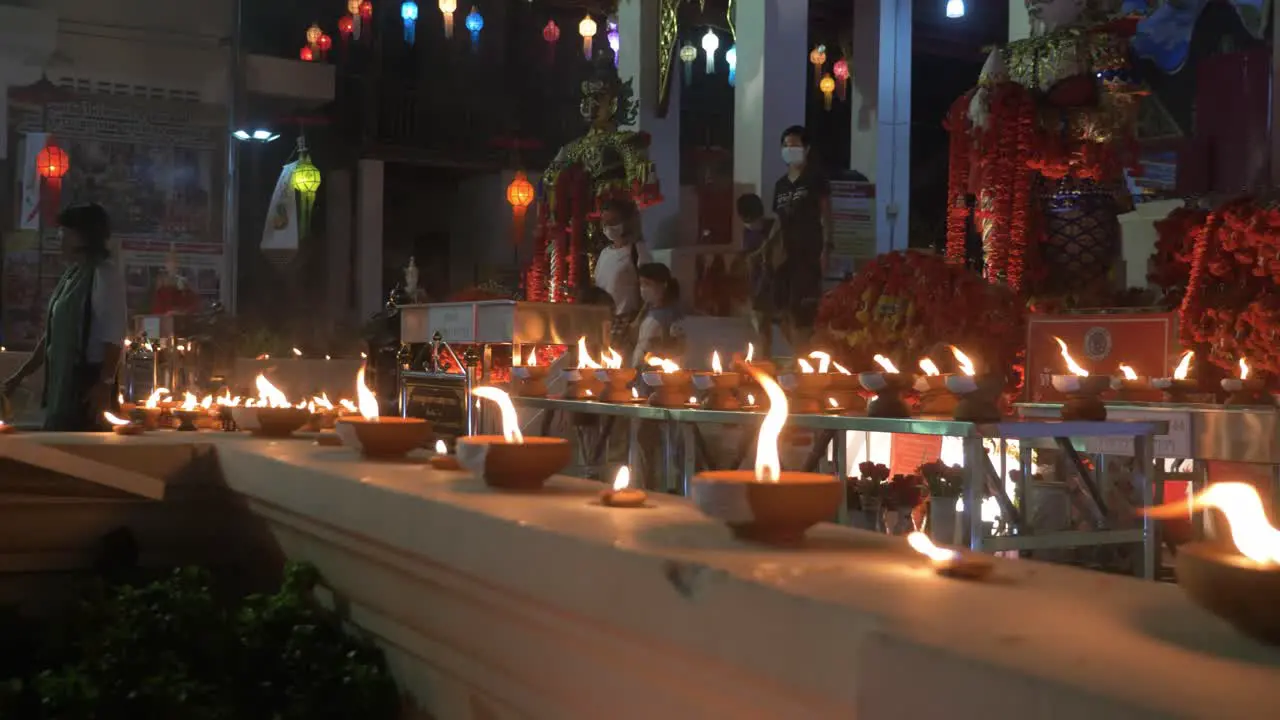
[656,0,680,118]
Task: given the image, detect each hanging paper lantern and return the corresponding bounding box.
[401,1,418,45]
[305,23,323,48]
[465,8,483,51]
[579,15,596,60]
[506,171,535,246]
[291,152,322,238]
[679,42,697,85]
[36,142,69,225]
[542,20,560,64]
[726,45,736,86]
[338,15,354,45]
[438,0,456,38]
[819,74,836,111]
[809,44,827,87]
[700,29,719,75]
[607,17,619,65]
[318,34,332,53]
[347,0,363,39]
[832,58,850,102]
[299,46,314,61]
[359,1,373,22]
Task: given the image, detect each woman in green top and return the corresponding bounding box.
[2,204,127,430]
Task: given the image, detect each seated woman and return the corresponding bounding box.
[629,262,685,367]
[2,203,127,430]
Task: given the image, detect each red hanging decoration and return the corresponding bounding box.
[542,20,560,65]
[36,142,69,225]
[943,94,972,264]
[506,172,535,246]
[317,33,332,58]
[299,46,314,61]
[359,1,373,21]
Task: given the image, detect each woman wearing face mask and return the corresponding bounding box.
[772,125,832,348]
[1,203,127,430]
[593,198,652,346]
[630,263,685,367]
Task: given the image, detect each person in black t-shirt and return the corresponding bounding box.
[771,125,832,347]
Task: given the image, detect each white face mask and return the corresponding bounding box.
[781,147,805,166]
[639,285,661,304]
[603,225,625,243]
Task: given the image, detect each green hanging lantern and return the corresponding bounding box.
[290,152,322,238]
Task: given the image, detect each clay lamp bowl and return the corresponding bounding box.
[230,406,311,438]
[1176,542,1280,645]
[944,374,1005,423]
[1222,378,1268,406]
[103,412,145,436]
[511,364,552,398]
[593,367,639,403]
[335,416,433,459]
[692,470,840,544]
[1110,375,1151,401]
[0,422,15,435]
[823,372,866,412]
[858,372,916,418]
[599,465,647,508]
[642,371,695,408]
[1051,375,1110,421]
[130,406,164,430]
[428,440,461,470]
[914,374,957,416]
[461,387,571,490]
[562,368,604,400]
[778,373,831,415]
[172,409,203,432]
[692,372,742,410]
[1152,377,1199,403]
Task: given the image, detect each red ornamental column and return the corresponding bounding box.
[36,142,70,225]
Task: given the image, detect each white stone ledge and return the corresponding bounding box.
[15,432,1280,719]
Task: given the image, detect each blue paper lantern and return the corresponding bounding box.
[726,45,736,86]
[465,8,483,51]
[401,1,419,45]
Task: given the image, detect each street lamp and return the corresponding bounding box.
[232,128,280,142]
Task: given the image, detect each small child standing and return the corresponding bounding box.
[736,193,781,358]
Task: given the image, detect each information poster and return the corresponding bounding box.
[828,181,875,280]
[6,99,223,346]
[1025,311,1181,402]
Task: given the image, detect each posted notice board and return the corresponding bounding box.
[1025,311,1181,402]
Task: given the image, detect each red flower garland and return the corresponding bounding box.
[1007,89,1037,294]
[944,94,972,263]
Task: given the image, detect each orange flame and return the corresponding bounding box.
[255,375,291,408]
[473,386,523,443]
[918,358,941,377]
[832,361,852,375]
[603,347,623,369]
[613,465,632,491]
[1239,358,1250,381]
[1173,350,1194,380]
[711,351,723,374]
[577,337,602,369]
[873,355,899,374]
[907,532,959,563]
[1144,482,1280,564]
[527,348,537,366]
[355,367,379,420]
[1053,337,1089,377]
[103,411,130,427]
[951,346,976,376]
[750,368,787,483]
[745,343,755,364]
[797,358,816,374]
[646,355,681,373]
[1118,364,1138,381]
[808,351,832,373]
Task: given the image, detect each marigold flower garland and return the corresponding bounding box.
[944,95,972,263]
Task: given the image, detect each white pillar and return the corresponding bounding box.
[874,0,911,254]
[733,0,808,204]
[618,0,681,249]
[849,2,879,179]
[355,159,384,320]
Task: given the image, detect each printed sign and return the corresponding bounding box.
[402,371,468,441]
[1026,312,1181,402]
[828,181,875,279]
[1079,409,1192,459]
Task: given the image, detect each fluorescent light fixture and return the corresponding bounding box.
[252,129,272,140]
[232,130,251,140]
[946,0,964,18]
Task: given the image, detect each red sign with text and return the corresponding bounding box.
[1026,312,1182,402]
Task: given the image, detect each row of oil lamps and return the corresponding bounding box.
[512,339,1010,422]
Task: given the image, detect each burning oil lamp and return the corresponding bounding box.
[564,337,605,400]
[0,421,12,435]
[1110,363,1151,400]
[131,387,169,430]
[692,370,841,544]
[1222,358,1267,406]
[600,464,647,508]
[172,392,203,431]
[1152,350,1197,402]
[335,368,433,459]
[1146,482,1280,645]
[907,532,992,580]
[914,357,955,415]
[592,347,638,403]
[231,375,311,437]
[736,342,776,377]
[779,357,831,414]
[942,346,1003,423]
[429,439,461,470]
[457,387,570,490]
[810,352,864,411]
[641,355,694,408]
[858,355,915,418]
[104,411,144,436]
[693,351,741,410]
[1050,338,1109,421]
[512,348,551,398]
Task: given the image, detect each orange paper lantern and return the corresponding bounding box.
[36,143,69,224]
[506,172,535,245]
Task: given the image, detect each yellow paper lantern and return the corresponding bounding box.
[579,15,597,60]
[439,0,456,38]
[809,44,827,87]
[291,153,322,238]
[306,23,322,47]
[819,74,836,111]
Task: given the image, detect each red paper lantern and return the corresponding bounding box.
[300,46,314,61]
[317,33,332,52]
[542,20,560,64]
[36,143,69,224]
[506,172,536,245]
[359,1,373,20]
[833,59,850,102]
[338,16,354,37]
